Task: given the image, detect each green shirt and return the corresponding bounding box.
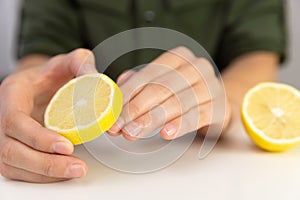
[18,0,286,80]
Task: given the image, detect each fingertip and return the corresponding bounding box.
[80,162,89,178]
[106,130,122,137]
[121,131,139,141]
[67,49,97,77]
[52,139,74,155]
[66,163,88,178]
[160,123,177,140]
[108,117,125,134]
[65,157,88,179]
[107,124,121,135]
[78,64,98,76]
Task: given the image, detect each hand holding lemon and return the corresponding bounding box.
[45,73,300,153]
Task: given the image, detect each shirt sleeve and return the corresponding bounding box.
[17,0,84,59]
[215,0,287,69]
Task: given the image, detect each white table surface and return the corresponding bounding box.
[1,119,300,200]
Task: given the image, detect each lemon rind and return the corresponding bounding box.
[44,73,123,144]
[242,82,300,147]
[45,73,115,132]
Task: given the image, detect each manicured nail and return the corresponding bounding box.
[123,122,142,137]
[109,117,125,133]
[164,124,177,136]
[52,141,73,154]
[66,164,86,178]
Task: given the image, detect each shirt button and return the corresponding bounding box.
[144,10,156,23]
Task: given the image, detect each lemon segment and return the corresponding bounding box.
[44,73,123,145]
[241,82,300,152]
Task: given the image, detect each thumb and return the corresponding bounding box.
[47,49,98,78]
[68,49,98,76]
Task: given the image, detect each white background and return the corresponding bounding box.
[0,0,299,87]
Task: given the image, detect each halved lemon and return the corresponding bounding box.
[241,82,300,152]
[44,73,123,145]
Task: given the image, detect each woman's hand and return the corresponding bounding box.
[108,47,231,141]
[0,49,96,183]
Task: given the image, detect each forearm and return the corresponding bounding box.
[221,51,279,120]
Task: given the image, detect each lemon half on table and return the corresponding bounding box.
[241,82,300,152]
[44,73,123,145]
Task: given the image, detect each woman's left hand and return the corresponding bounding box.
[107,46,231,141]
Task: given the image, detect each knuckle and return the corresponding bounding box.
[167,95,181,111]
[176,65,199,86]
[171,46,195,60]
[48,54,66,67]
[0,163,9,178]
[147,83,172,98]
[1,75,19,88]
[193,83,210,103]
[50,54,66,61]
[174,46,189,51]
[194,58,215,76]
[135,113,151,127]
[28,133,40,150]
[116,70,136,84]
[0,112,15,134]
[173,46,193,56]
[43,156,56,177]
[128,101,141,120]
[0,141,14,164]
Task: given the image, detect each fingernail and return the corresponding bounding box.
[123,122,142,137]
[164,124,177,136]
[52,141,73,154]
[66,164,86,178]
[109,117,125,133]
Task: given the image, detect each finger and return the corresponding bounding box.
[107,70,137,136]
[0,75,74,154]
[1,139,87,178]
[38,49,98,94]
[138,46,196,77]
[121,82,211,138]
[156,46,196,65]
[30,49,99,104]
[106,129,122,137]
[50,48,98,77]
[116,70,136,86]
[121,130,140,141]
[1,112,74,155]
[110,55,212,135]
[160,101,213,140]
[0,163,68,183]
[113,60,204,134]
[107,68,170,135]
[109,47,197,135]
[120,46,196,105]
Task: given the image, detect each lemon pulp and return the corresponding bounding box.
[44,73,123,145]
[241,82,300,152]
